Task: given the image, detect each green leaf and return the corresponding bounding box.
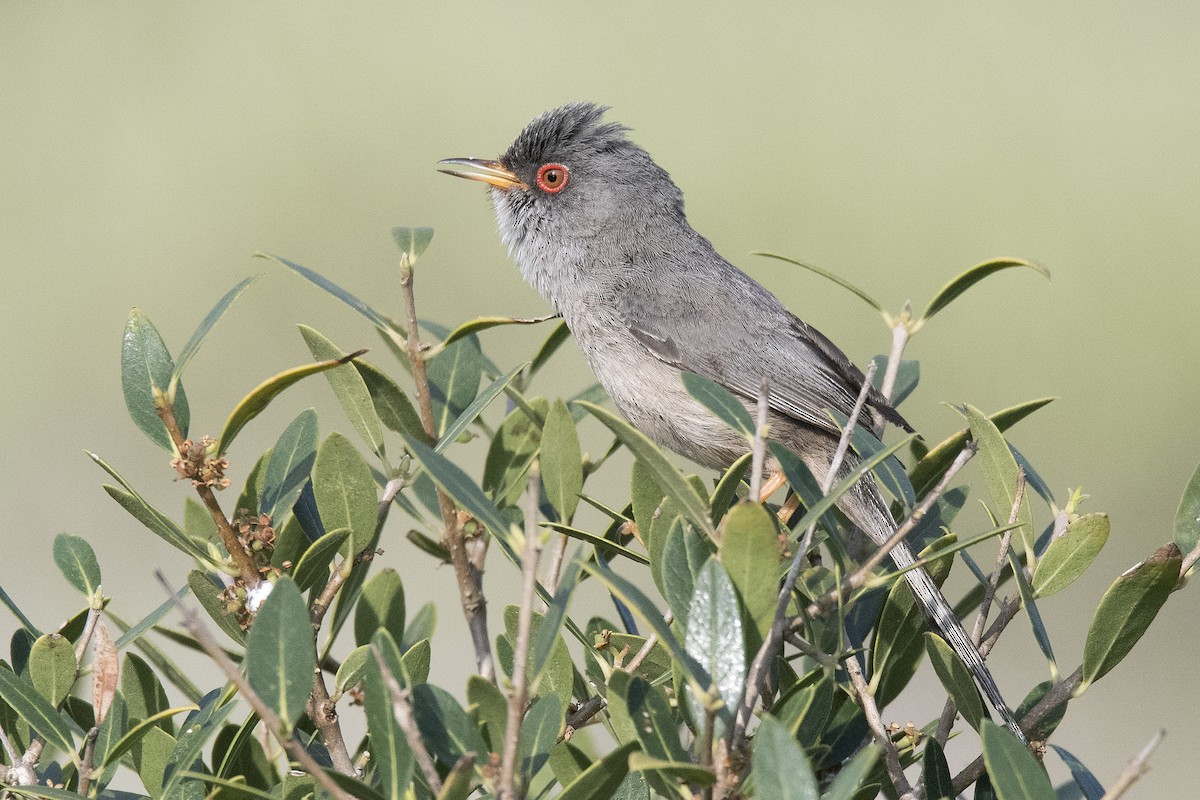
[53,532,101,597]
[627,753,714,783]
[161,693,236,798]
[426,335,483,439]
[29,634,77,706]
[577,401,715,539]
[502,606,573,711]
[402,638,432,684]
[557,740,641,800]
[528,319,571,382]
[245,577,315,728]
[356,360,427,444]
[924,633,985,730]
[710,453,752,522]
[260,252,396,333]
[355,568,406,647]
[122,308,189,450]
[871,355,920,406]
[1015,681,1068,741]
[291,528,351,591]
[529,557,583,696]
[623,676,688,762]
[363,629,416,798]
[720,502,781,641]
[404,434,519,554]
[966,404,1034,561]
[438,757,478,800]
[313,432,379,563]
[519,695,563,783]
[920,258,1050,323]
[751,715,819,800]
[661,517,710,627]
[1173,461,1200,558]
[300,325,387,462]
[335,644,371,694]
[392,226,435,263]
[681,372,755,438]
[0,664,75,754]
[685,558,746,738]
[921,738,954,800]
[217,351,365,455]
[542,522,649,565]
[403,602,437,651]
[773,672,834,749]
[542,399,584,521]
[170,275,260,394]
[980,718,1055,800]
[483,398,546,507]
[1081,543,1181,690]
[467,674,508,751]
[822,744,880,800]
[909,398,1055,497]
[123,652,175,734]
[412,684,488,767]
[1050,745,1106,800]
[434,313,557,353]
[186,570,246,645]
[1033,513,1110,597]
[437,363,526,454]
[752,251,885,315]
[91,451,209,560]
[260,409,319,526]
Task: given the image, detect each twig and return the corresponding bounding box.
[624,631,660,675]
[700,708,716,800]
[73,605,102,663]
[935,468,1025,745]
[75,727,99,796]
[155,398,261,589]
[782,632,840,672]
[799,442,978,621]
[880,314,910,401]
[1100,729,1166,800]
[371,645,443,794]
[499,465,543,800]
[729,362,876,748]
[846,657,914,799]
[749,379,770,502]
[562,696,606,739]
[399,252,495,681]
[544,532,570,597]
[155,571,355,800]
[950,666,1083,795]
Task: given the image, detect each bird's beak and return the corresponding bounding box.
[437,158,527,190]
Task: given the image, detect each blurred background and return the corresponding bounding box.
[3,3,1199,795]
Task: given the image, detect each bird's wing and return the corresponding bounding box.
[619,267,910,436]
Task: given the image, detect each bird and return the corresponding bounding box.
[439,102,1024,741]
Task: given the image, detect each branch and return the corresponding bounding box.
[846,657,914,799]
[1100,729,1166,800]
[950,666,1083,795]
[371,645,443,794]
[879,317,911,402]
[400,253,495,681]
[156,572,355,800]
[729,362,877,748]
[749,379,770,501]
[499,466,543,800]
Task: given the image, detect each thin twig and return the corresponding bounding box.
[950,666,1083,795]
[562,696,606,739]
[845,657,914,799]
[799,442,979,621]
[75,727,99,796]
[155,571,355,800]
[499,465,543,800]
[400,253,495,681]
[700,708,716,800]
[73,605,102,663]
[935,468,1025,745]
[545,532,570,597]
[729,362,877,749]
[1100,729,1166,800]
[749,379,770,502]
[782,631,840,672]
[624,632,660,675]
[880,318,911,402]
[371,645,443,794]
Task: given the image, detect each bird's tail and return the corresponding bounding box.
[835,472,1027,743]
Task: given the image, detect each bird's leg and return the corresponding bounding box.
[758,469,787,504]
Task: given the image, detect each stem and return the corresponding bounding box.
[846,657,914,799]
[880,320,910,401]
[157,572,355,800]
[1100,729,1166,800]
[76,727,99,796]
[400,254,495,681]
[499,466,543,800]
[749,379,770,502]
[372,646,443,794]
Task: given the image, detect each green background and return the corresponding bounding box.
[3,3,1198,794]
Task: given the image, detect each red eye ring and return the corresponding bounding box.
[536,163,570,194]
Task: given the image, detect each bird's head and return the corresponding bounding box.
[439,103,685,298]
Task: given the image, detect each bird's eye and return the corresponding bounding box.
[536,163,569,194]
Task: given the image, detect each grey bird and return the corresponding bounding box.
[439,102,1023,740]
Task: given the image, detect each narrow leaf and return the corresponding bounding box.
[259,409,319,525]
[519,695,563,782]
[300,326,387,462]
[966,404,1034,561]
[217,352,365,455]
[681,372,755,438]
[924,633,984,730]
[291,528,351,591]
[245,577,315,728]
[1173,460,1200,557]
[363,629,416,797]
[921,258,1050,322]
[980,719,1055,800]
[122,309,189,450]
[752,251,885,314]
[171,275,260,391]
[1081,543,1181,689]
[436,363,526,453]
[103,484,207,562]
[313,432,378,563]
[921,739,954,800]
[557,740,640,800]
[258,252,395,332]
[751,715,819,800]
[1050,745,1106,800]
[0,665,75,753]
[541,523,649,565]
[426,335,483,438]
[355,568,406,647]
[1033,513,1110,598]
[435,313,557,352]
[542,399,584,521]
